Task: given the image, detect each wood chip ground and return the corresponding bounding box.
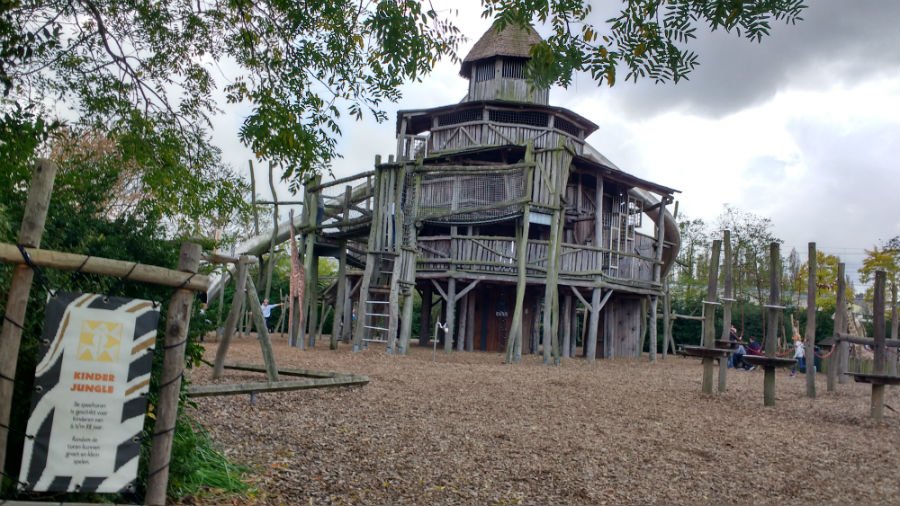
[187,335,900,505]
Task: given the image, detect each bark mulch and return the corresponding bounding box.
[186,335,900,505]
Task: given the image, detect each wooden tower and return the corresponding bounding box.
[306,23,681,360]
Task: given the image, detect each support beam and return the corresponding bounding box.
[701,240,722,395]
[718,230,733,391]
[214,257,250,378]
[805,242,817,398]
[444,278,457,352]
[419,281,432,347]
[146,243,201,505]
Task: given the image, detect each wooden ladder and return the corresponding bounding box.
[361,251,397,345]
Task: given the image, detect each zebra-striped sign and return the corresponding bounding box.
[18,293,159,493]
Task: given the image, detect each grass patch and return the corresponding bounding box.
[164,413,251,501]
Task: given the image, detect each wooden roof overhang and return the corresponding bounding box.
[572,155,680,197]
[396,100,599,136]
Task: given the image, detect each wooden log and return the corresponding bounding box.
[701,240,722,395]
[806,242,817,398]
[662,278,672,359]
[837,261,850,385]
[561,294,573,358]
[505,213,531,362]
[263,162,279,300]
[444,277,457,353]
[419,281,433,347]
[466,292,476,352]
[0,243,211,292]
[456,292,468,352]
[244,277,280,382]
[871,270,887,421]
[303,176,321,348]
[828,261,845,392]
[764,242,781,407]
[213,257,250,378]
[0,160,57,478]
[718,230,733,391]
[146,242,201,505]
[186,375,369,398]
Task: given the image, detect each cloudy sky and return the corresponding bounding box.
[213,0,900,282]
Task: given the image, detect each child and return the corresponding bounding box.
[791,333,805,376]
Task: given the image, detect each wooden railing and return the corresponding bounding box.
[417,235,658,283]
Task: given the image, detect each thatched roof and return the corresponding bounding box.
[460,22,542,76]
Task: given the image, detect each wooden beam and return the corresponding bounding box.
[805,242,817,398]
[701,240,721,395]
[213,257,250,378]
[244,277,280,382]
[0,243,211,292]
[186,375,369,398]
[454,279,480,302]
[570,286,591,310]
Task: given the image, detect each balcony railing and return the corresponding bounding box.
[417,235,658,284]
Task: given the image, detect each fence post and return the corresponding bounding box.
[146,242,201,505]
[0,159,58,478]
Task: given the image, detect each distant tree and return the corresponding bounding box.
[786,247,802,307]
[860,237,900,339]
[715,205,781,331]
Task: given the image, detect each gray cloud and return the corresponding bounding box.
[570,0,900,119]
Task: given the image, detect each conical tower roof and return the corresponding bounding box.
[460,22,542,77]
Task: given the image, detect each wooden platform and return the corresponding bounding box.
[678,345,731,359]
[742,355,796,369]
[845,372,900,386]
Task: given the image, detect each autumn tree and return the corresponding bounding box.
[860,237,900,339]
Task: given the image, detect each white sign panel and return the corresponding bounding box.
[19,293,158,493]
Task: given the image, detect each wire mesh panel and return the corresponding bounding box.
[416,165,528,224]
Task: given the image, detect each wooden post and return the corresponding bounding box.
[805,242,817,398]
[444,278,456,352]
[561,294,573,358]
[0,160,57,478]
[718,230,733,392]
[466,293,476,352]
[662,278,672,359]
[332,185,353,350]
[146,242,201,505]
[701,240,722,395]
[586,175,604,362]
[213,257,250,378]
[419,282,432,347]
[263,163,279,300]
[249,160,259,236]
[245,277,280,382]
[828,262,846,391]
[871,270,887,422]
[838,264,850,384]
[888,281,898,376]
[763,242,781,407]
[456,292,468,352]
[504,161,533,364]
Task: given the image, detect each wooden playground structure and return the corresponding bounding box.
[218,22,683,364]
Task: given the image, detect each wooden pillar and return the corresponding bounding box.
[456,292,468,352]
[245,277,280,382]
[444,278,457,352]
[505,212,531,361]
[871,271,887,421]
[0,160,57,477]
[805,242,817,398]
[828,263,846,390]
[331,185,353,350]
[888,281,898,376]
[701,240,722,395]
[586,175,604,362]
[419,282,432,347]
[561,294,573,358]
[838,263,850,384]
[466,292,476,352]
[213,257,250,378]
[763,242,781,407]
[263,163,279,300]
[146,243,201,505]
[306,252,319,347]
[718,230,733,392]
[662,278,672,359]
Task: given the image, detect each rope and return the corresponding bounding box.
[815,344,837,360]
[16,244,56,297]
[104,262,138,300]
[177,272,197,290]
[2,314,24,331]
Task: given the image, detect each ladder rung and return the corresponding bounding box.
[366,313,390,318]
[366,301,390,304]
[363,338,388,343]
[364,325,391,331]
